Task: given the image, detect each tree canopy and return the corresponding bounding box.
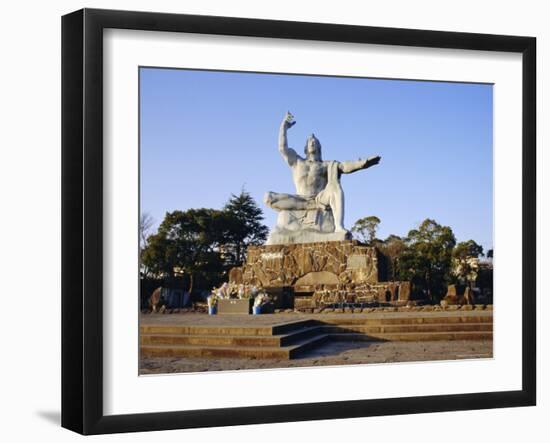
[141,208,231,291]
[351,215,381,244]
[377,234,407,281]
[397,218,457,300]
[452,239,484,286]
[140,190,268,293]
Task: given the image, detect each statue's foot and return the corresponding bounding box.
[334,228,352,240]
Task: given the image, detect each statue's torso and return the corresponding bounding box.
[291,160,330,197]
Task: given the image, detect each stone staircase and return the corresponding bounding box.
[140,320,325,359]
[140,314,493,360]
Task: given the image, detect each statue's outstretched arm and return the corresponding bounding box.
[278,111,301,166]
[339,155,381,174]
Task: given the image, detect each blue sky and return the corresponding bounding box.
[140,68,493,252]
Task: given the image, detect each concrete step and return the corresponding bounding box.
[140,334,329,360]
[279,326,326,346]
[272,320,318,335]
[140,325,275,336]
[329,331,493,342]
[318,315,492,326]
[141,333,282,347]
[140,319,315,337]
[140,326,323,347]
[320,323,492,334]
[289,334,330,358]
[140,343,290,359]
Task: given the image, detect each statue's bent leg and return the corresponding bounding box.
[316,185,346,232]
[264,192,313,211]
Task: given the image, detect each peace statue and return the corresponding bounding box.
[264,112,381,245]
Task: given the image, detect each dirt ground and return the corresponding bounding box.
[139,339,493,374]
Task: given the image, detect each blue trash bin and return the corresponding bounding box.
[208,306,217,315]
[252,305,261,315]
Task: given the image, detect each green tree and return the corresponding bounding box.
[454,240,484,258]
[141,208,230,293]
[452,240,484,287]
[378,234,407,281]
[398,219,456,300]
[351,216,381,244]
[223,189,269,265]
[140,191,269,293]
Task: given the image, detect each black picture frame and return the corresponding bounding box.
[61,8,536,435]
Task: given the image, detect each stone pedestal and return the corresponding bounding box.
[235,240,380,288]
[229,241,416,309]
[230,241,396,307]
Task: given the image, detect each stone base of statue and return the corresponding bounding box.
[229,240,414,309]
[266,207,351,245]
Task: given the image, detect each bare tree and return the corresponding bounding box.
[139,212,155,250]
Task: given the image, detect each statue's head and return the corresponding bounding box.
[304,134,322,161]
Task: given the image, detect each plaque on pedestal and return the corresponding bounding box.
[217,298,253,315]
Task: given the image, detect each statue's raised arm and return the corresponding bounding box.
[278,111,301,166]
[339,155,381,174]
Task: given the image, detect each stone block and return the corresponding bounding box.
[442,284,462,305]
[217,299,252,315]
[398,282,412,301]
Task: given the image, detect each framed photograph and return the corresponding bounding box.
[62,8,536,435]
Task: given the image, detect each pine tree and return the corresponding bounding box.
[223,189,269,265]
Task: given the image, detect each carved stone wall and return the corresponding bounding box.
[233,240,379,288]
[229,241,417,309]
